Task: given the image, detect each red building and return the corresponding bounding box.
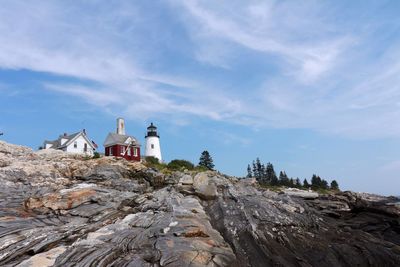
[103,118,141,161]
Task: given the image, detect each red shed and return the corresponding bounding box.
[103,118,141,161]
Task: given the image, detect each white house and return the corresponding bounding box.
[43,130,97,156]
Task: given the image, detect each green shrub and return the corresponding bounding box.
[83,155,92,161]
[167,159,194,171]
[145,156,159,165]
[194,165,208,172]
[93,152,101,159]
[144,156,167,171]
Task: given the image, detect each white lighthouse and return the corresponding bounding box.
[145,122,162,162]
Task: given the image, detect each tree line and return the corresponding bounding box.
[247,158,339,190]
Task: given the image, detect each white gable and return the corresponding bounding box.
[60,138,68,145]
[65,135,94,156]
[45,143,53,149]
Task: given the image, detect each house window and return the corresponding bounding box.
[109,147,113,156]
[120,146,125,155]
[133,148,138,157]
[127,147,131,156]
[74,141,77,148]
[151,144,154,149]
[84,143,87,152]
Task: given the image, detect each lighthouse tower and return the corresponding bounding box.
[145,122,162,162]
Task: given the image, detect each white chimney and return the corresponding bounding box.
[116,118,125,135]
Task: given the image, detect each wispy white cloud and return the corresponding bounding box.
[171,0,400,138]
[0,1,400,139]
[175,0,354,83]
[0,1,247,124]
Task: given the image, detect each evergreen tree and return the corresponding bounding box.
[245,159,341,191]
[295,178,302,188]
[330,180,339,190]
[198,150,215,170]
[311,174,321,189]
[321,179,329,190]
[271,175,279,186]
[252,160,258,181]
[252,160,258,180]
[260,164,266,180]
[278,171,284,185]
[279,171,290,186]
[246,164,253,178]
[303,178,310,188]
[266,162,278,185]
[255,158,263,181]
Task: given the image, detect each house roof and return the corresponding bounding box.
[44,131,95,150]
[43,139,59,148]
[103,132,140,147]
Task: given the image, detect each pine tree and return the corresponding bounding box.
[260,164,266,180]
[311,174,320,189]
[321,179,329,190]
[303,178,310,188]
[252,161,258,181]
[266,162,278,185]
[330,180,339,190]
[198,150,215,170]
[278,171,283,184]
[295,178,302,188]
[247,164,253,178]
[279,171,289,186]
[255,158,262,181]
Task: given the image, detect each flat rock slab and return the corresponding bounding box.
[284,189,319,199]
[17,246,66,267]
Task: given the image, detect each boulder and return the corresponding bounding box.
[178,174,193,185]
[193,172,218,200]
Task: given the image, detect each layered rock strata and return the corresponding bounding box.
[0,141,399,266]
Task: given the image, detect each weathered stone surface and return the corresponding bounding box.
[17,246,66,267]
[193,172,218,200]
[0,141,399,266]
[178,174,193,185]
[283,188,319,199]
[25,187,97,211]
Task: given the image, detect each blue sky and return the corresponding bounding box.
[1,1,400,195]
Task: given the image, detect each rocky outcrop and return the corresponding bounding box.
[0,141,399,266]
[192,172,218,200]
[283,188,319,199]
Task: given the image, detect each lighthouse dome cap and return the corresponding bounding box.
[147,122,157,129]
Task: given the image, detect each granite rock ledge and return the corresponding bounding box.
[0,141,399,266]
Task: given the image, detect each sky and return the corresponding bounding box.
[0,1,400,195]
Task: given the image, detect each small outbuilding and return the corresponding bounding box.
[103,118,141,161]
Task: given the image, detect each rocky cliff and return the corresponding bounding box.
[0,141,399,267]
